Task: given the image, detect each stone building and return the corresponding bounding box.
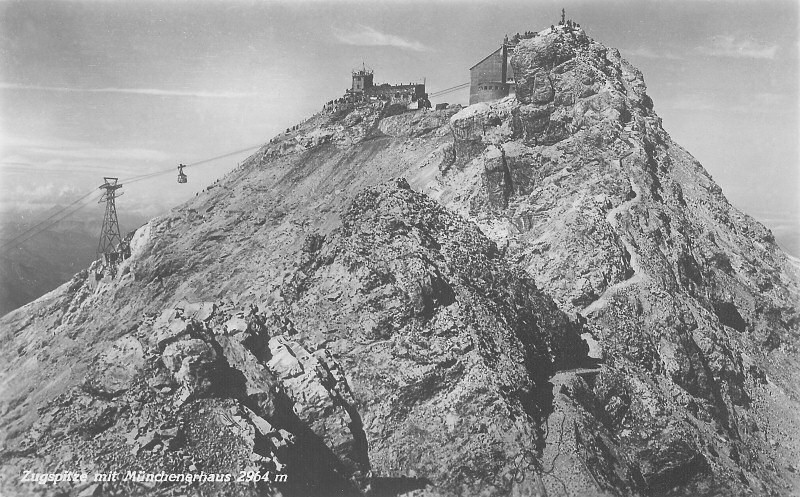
[347,67,429,108]
[351,67,374,93]
[469,36,517,105]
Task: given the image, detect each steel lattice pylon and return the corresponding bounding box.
[97,177,124,263]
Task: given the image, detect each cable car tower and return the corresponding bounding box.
[97,177,124,265]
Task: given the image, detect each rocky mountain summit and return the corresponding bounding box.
[1,24,799,497]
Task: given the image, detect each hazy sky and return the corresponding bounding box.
[1,0,798,251]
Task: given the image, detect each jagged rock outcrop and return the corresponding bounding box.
[83,336,145,398]
[1,21,799,497]
[275,179,588,495]
[432,23,800,496]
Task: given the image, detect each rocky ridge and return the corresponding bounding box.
[1,22,799,497]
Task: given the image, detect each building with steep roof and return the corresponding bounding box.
[469,36,516,105]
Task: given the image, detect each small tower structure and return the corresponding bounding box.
[97,177,124,265]
[351,64,374,93]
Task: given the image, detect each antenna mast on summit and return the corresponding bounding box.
[97,177,124,264]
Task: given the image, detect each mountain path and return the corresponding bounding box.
[580,143,649,317]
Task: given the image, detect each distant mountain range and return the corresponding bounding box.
[0,209,149,316]
[758,213,799,258]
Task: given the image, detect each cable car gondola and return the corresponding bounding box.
[177,164,187,184]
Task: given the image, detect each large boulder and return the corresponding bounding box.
[267,336,368,477]
[152,308,195,349]
[449,103,491,167]
[510,27,640,146]
[83,336,144,397]
[161,338,218,396]
[512,28,588,105]
[483,145,512,209]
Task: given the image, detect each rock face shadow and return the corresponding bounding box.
[369,476,433,496]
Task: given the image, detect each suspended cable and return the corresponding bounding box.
[120,143,262,185]
[0,191,97,249]
[0,143,264,250]
[0,193,102,250]
[429,82,470,97]
[429,82,469,95]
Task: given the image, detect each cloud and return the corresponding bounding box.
[1,135,92,150]
[698,35,778,59]
[0,82,257,98]
[333,25,429,52]
[752,92,792,106]
[23,146,171,162]
[0,159,150,176]
[1,134,172,179]
[622,47,683,60]
[3,182,82,201]
[663,93,718,112]
[662,91,794,114]
[3,134,170,159]
[0,178,95,214]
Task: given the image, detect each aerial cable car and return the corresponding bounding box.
[177,164,188,184]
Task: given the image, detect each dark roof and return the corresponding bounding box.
[469,46,503,71]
